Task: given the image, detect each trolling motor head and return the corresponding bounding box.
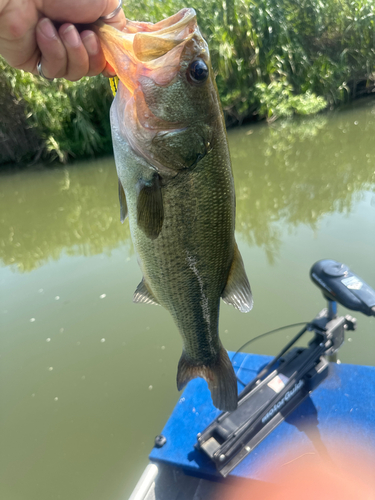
[310,259,375,318]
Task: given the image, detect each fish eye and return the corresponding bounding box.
[188,60,209,83]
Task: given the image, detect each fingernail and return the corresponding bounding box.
[62,25,81,48]
[81,32,99,56]
[39,18,56,40]
[106,63,116,76]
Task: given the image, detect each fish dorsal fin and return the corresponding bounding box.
[118,178,128,223]
[137,175,164,240]
[222,242,253,313]
[133,279,160,306]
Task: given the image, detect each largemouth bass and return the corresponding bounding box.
[94,8,253,411]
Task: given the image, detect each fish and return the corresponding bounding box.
[94,8,253,412]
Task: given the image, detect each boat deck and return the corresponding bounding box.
[130,353,375,499]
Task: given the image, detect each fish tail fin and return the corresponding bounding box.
[177,347,238,412]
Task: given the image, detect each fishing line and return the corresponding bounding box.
[233,322,310,387]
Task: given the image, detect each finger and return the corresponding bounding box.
[80,31,106,77]
[0,1,39,72]
[42,0,126,30]
[59,24,89,81]
[102,63,117,78]
[101,0,126,31]
[35,18,68,79]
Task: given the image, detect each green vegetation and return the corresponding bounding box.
[0,62,112,164]
[1,0,375,165]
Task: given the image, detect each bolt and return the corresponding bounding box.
[154,434,167,448]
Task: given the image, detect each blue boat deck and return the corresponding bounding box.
[148,352,375,483]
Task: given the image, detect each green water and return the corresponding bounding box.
[1,101,375,499]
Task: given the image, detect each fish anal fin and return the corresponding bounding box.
[222,242,253,313]
[133,278,160,306]
[177,347,238,412]
[118,178,128,223]
[137,175,164,240]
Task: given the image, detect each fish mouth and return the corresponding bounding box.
[93,8,202,92]
[93,9,211,176]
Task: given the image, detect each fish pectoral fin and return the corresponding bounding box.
[118,178,128,223]
[177,348,238,412]
[222,242,253,313]
[133,278,160,306]
[136,175,164,240]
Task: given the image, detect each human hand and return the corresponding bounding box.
[0,0,126,81]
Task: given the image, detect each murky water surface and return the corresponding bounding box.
[1,101,375,499]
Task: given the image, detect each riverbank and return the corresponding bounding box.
[1,0,374,167]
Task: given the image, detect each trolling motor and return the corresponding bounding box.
[196,259,375,477]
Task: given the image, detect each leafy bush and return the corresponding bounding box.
[255,81,327,121]
[125,0,375,120]
[0,60,113,164]
[1,0,375,165]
